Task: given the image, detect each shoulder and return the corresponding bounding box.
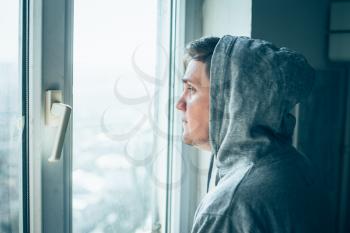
[194,159,254,217]
[196,149,313,217]
[232,149,321,212]
[192,149,331,233]
[236,148,319,201]
[229,150,330,232]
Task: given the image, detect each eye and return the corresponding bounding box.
[187,85,196,95]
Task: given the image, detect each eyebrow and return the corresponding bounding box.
[181,78,197,86]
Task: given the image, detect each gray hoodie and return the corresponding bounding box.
[191,36,330,233]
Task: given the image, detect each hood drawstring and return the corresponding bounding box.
[206,153,220,192]
[207,153,215,192]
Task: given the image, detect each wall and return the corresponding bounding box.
[251,0,330,69]
[202,0,252,37]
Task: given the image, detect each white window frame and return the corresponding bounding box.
[29,0,73,232]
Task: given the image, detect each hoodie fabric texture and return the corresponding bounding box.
[191,36,330,233]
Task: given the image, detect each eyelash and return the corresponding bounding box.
[187,86,195,93]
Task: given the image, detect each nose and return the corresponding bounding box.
[176,95,186,111]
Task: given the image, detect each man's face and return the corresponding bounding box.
[176,60,211,151]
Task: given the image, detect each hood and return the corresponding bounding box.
[209,35,315,181]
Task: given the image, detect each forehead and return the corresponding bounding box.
[182,60,209,87]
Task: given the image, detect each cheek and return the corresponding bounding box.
[186,97,209,127]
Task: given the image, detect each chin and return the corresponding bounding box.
[182,133,193,145]
[182,133,211,151]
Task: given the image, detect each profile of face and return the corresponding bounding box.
[176,60,211,151]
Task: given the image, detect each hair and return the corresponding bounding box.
[184,36,220,78]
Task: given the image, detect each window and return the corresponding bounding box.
[29,0,187,232]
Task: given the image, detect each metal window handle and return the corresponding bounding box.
[45,90,72,162]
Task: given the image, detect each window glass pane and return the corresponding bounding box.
[73,0,171,232]
[0,0,22,233]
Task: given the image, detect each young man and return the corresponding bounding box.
[176,36,330,233]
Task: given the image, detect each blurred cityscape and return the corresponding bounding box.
[72,93,155,232]
[72,0,162,231]
[0,62,21,233]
